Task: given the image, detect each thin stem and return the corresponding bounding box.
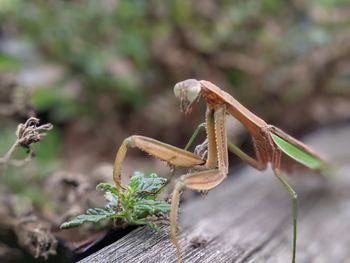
[7,155,32,167]
[1,140,18,161]
[0,140,19,176]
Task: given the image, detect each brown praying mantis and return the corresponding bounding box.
[113,79,330,263]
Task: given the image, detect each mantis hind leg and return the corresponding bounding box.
[272,149,298,263]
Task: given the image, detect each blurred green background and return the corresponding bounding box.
[1,0,350,211]
[0,0,350,260]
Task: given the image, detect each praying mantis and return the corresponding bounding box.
[113,79,330,263]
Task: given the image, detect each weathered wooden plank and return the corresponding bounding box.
[79,124,350,263]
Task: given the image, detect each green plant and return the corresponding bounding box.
[60,171,170,231]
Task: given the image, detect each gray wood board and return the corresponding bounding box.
[79,124,350,263]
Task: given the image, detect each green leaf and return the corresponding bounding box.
[129,171,168,195]
[96,183,119,211]
[61,172,170,230]
[60,207,114,229]
[96,183,119,196]
[132,199,170,218]
[104,191,118,205]
[270,133,324,170]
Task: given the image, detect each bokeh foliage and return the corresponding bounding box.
[1,0,348,127]
[0,0,349,203]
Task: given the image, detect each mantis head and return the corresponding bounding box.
[174,79,201,114]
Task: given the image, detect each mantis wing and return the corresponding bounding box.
[269,127,331,175]
[271,133,324,170]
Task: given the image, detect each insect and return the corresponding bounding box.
[112,79,330,263]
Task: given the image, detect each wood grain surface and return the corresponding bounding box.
[79,124,350,263]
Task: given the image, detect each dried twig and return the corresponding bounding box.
[0,194,58,260]
[0,117,53,176]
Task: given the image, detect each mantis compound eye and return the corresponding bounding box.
[186,80,201,102]
[173,83,182,99]
[174,79,201,113]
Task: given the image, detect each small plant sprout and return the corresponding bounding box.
[0,117,53,176]
[60,172,171,231]
[112,79,332,263]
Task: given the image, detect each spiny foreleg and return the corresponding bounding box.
[170,106,229,263]
[112,136,205,208]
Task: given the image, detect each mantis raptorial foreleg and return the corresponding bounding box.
[272,149,298,263]
[112,136,205,196]
[170,106,229,262]
[185,122,266,170]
